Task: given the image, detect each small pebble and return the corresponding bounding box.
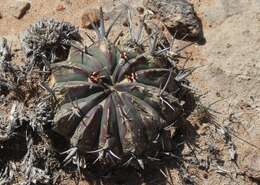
[226,43,232,48]
[137,7,144,14]
[11,0,31,19]
[203,173,208,179]
[56,4,66,11]
[122,18,129,27]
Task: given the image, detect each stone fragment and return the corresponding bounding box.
[144,0,202,39]
[11,0,31,19]
[56,4,66,11]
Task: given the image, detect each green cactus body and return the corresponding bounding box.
[51,38,182,165]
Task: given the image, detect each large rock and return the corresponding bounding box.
[144,0,203,39]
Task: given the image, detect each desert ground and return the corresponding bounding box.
[0,0,259,184]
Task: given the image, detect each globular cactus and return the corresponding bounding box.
[49,8,188,169]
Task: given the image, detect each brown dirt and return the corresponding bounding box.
[1,0,260,185]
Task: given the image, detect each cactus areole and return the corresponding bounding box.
[50,38,182,167]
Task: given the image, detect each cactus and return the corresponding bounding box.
[21,19,82,71]
[50,8,188,169]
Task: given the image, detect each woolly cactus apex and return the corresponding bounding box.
[21,19,82,70]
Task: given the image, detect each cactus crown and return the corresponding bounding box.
[50,8,186,169]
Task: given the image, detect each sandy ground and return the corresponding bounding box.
[0,0,260,184]
[188,0,260,184]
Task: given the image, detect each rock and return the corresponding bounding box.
[122,17,129,27]
[0,12,2,19]
[136,7,144,15]
[144,0,203,40]
[10,0,31,19]
[56,4,66,11]
[81,9,100,29]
